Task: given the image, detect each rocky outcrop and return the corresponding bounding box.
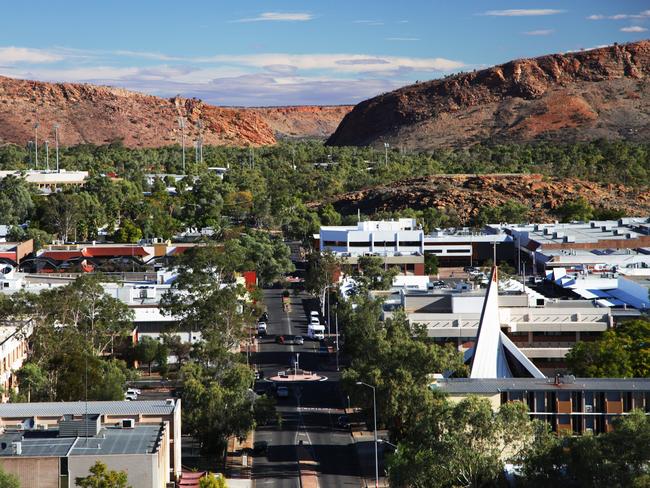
[327,40,650,150]
[318,174,650,223]
[0,76,350,147]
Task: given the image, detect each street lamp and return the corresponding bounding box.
[356,381,379,488]
[34,122,40,168]
[53,124,60,172]
[378,439,398,450]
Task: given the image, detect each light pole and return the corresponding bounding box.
[44,140,49,171]
[178,117,186,173]
[34,122,40,168]
[53,124,60,172]
[356,381,379,488]
[384,142,389,165]
[335,311,339,372]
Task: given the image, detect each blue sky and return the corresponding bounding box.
[0,0,648,105]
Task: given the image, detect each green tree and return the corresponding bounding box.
[0,465,20,488]
[161,244,253,352]
[353,256,400,290]
[199,473,228,488]
[555,197,594,222]
[238,231,295,286]
[15,363,47,402]
[424,253,439,275]
[566,319,650,378]
[134,337,159,375]
[0,174,35,225]
[8,226,53,250]
[112,219,143,243]
[75,461,130,488]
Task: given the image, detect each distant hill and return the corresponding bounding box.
[0,75,351,148]
[327,40,650,150]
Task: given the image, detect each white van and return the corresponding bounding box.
[307,323,325,340]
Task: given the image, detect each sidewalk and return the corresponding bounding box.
[351,429,389,488]
[225,432,254,481]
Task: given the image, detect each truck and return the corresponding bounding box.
[307,323,325,340]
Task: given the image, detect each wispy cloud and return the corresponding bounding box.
[353,20,384,26]
[0,46,63,64]
[232,12,313,23]
[482,9,565,17]
[621,25,648,32]
[523,29,554,36]
[587,10,650,20]
[386,37,420,41]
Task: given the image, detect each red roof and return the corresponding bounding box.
[84,246,149,257]
[178,471,206,488]
[41,251,85,261]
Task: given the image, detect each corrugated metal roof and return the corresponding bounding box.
[0,400,177,418]
[435,378,650,394]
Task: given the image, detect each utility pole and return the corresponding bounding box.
[384,142,389,165]
[27,141,33,167]
[45,140,49,171]
[178,117,186,173]
[53,124,60,172]
[335,311,339,372]
[34,122,40,168]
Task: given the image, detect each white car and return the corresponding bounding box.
[310,316,320,326]
[310,311,319,319]
[124,391,138,401]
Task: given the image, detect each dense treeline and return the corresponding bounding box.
[1,139,647,245]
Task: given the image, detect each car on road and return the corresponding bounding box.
[253,441,268,455]
[294,335,304,345]
[126,388,141,397]
[337,415,350,429]
[276,386,289,398]
[275,335,285,344]
[124,391,138,401]
[310,316,320,326]
[257,322,267,336]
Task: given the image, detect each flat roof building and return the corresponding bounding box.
[0,399,182,481]
[0,416,170,488]
[434,377,650,434]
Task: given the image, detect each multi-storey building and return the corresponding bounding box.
[318,219,512,273]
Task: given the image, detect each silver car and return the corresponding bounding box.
[294,336,304,345]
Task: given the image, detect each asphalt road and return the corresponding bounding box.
[252,289,359,488]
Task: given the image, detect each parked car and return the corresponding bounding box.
[337,415,350,429]
[276,386,289,398]
[260,312,269,322]
[124,391,138,401]
[126,387,141,396]
[310,311,319,319]
[464,266,479,273]
[310,316,320,326]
